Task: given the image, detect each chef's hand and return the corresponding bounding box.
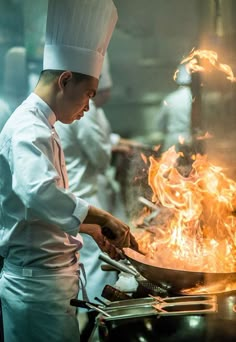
[83,205,139,250]
[101,218,139,251]
[80,224,123,261]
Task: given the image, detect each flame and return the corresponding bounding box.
[177,49,236,82]
[134,48,236,278]
[135,146,236,273]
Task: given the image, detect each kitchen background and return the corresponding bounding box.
[1,0,236,178]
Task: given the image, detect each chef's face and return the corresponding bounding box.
[57,71,98,124]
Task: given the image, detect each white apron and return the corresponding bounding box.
[0,261,80,342]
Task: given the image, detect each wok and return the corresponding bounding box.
[123,248,236,295]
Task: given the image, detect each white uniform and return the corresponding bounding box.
[156,85,192,152]
[0,0,118,340]
[0,93,88,341]
[94,52,127,221]
[155,63,193,152]
[96,107,128,221]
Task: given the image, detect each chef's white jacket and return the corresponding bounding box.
[0,92,89,341]
[0,93,88,266]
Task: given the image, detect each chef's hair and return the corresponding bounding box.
[39,70,94,85]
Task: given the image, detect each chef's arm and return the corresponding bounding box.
[83,205,111,226]
[112,136,153,153]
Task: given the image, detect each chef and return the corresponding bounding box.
[56,54,122,341]
[94,53,129,222]
[156,63,193,152]
[0,1,137,342]
[55,54,119,302]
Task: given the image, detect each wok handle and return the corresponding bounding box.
[99,253,139,277]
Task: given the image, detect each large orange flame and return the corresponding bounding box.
[135,49,236,275]
[135,147,236,273]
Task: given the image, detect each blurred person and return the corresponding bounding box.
[56,53,141,308]
[55,86,119,307]
[0,46,28,131]
[155,62,193,153]
[56,53,128,341]
[92,53,130,222]
[94,54,146,220]
[0,1,138,342]
[2,46,29,112]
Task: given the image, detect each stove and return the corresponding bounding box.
[98,283,236,342]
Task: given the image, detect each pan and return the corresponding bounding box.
[123,248,236,294]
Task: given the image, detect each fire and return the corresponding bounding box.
[174,48,236,82]
[135,146,236,273]
[134,49,236,276]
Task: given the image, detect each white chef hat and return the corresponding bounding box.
[98,52,113,91]
[43,0,118,80]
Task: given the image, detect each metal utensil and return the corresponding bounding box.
[101,295,217,320]
[70,298,111,317]
[86,303,111,317]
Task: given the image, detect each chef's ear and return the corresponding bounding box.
[58,71,73,89]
